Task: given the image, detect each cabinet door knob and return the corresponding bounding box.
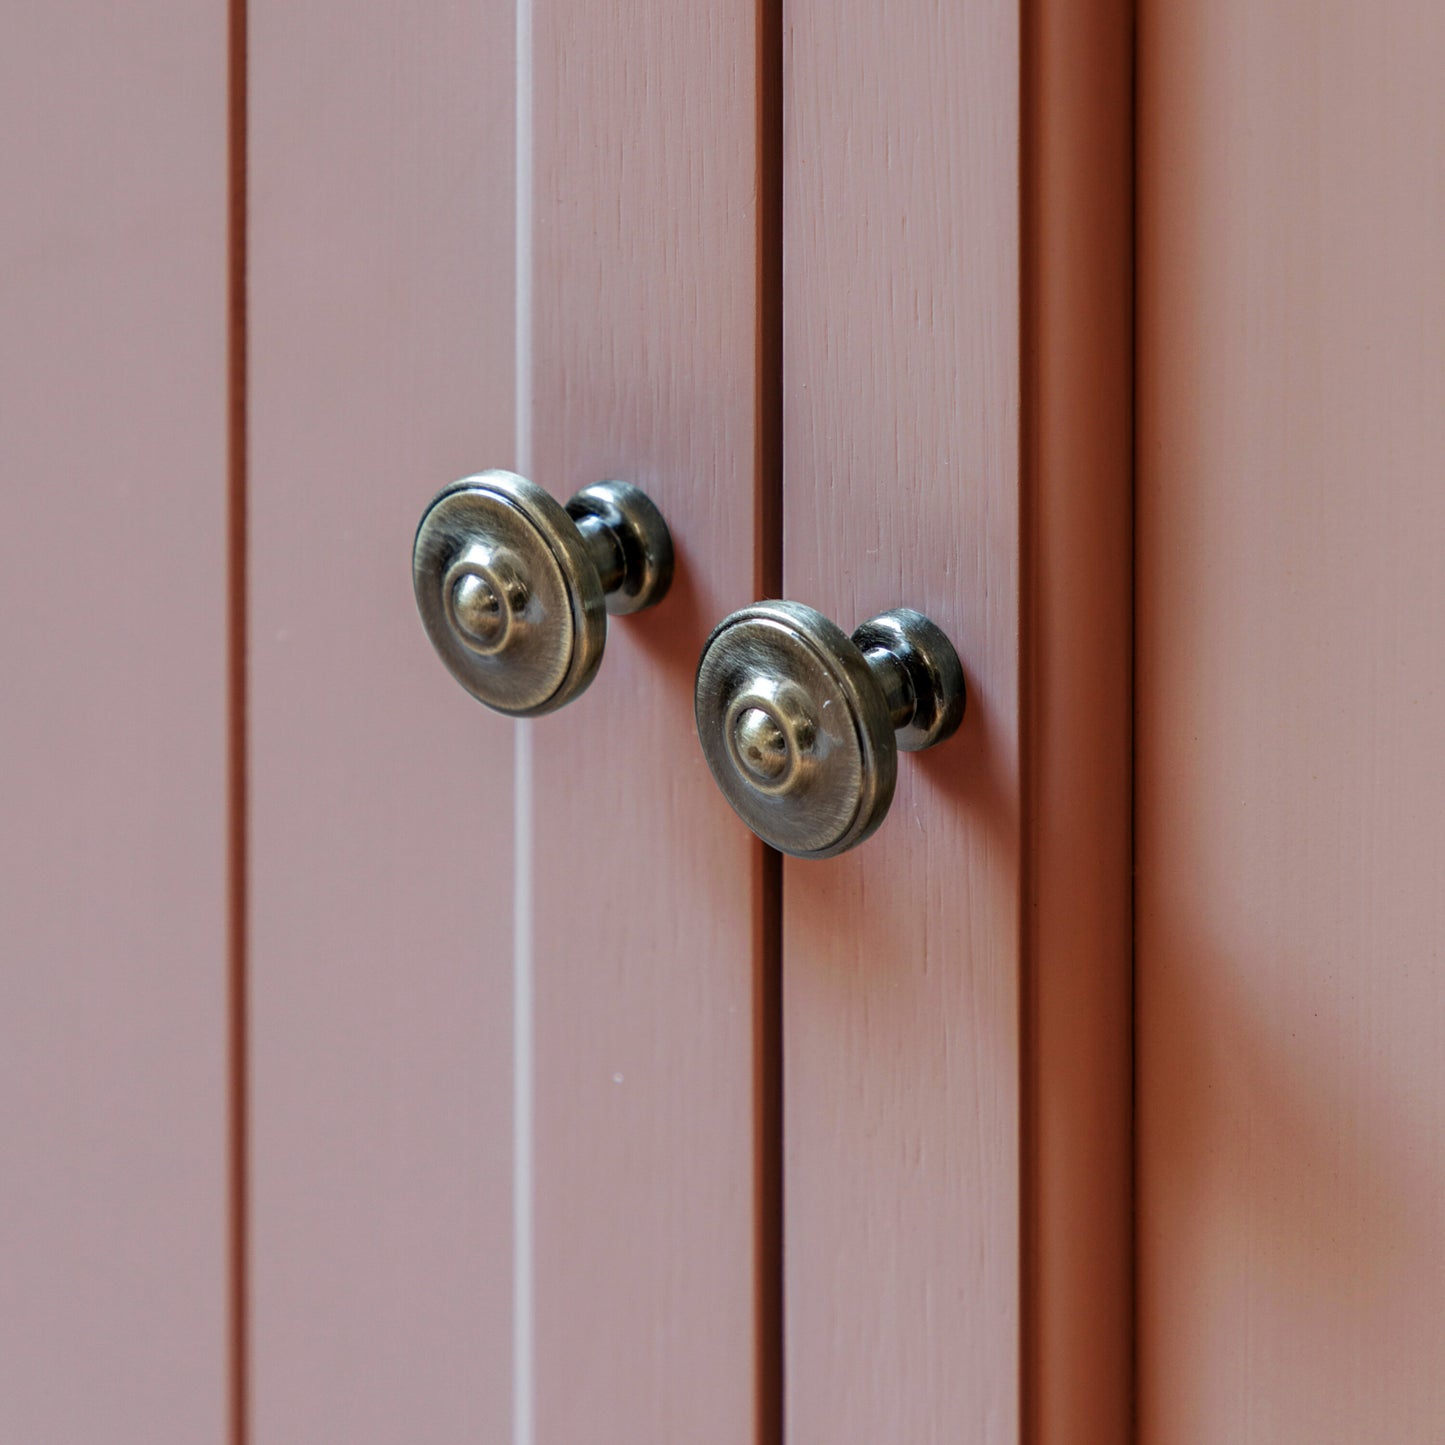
[695,601,965,858]
[413,471,673,716]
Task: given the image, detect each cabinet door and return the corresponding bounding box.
[246,7,515,1439]
[523,4,773,1437]
[248,0,772,1440]
[3,1,1136,1439]
[0,7,231,1439]
[781,0,1132,1440]
[1137,1,1445,1439]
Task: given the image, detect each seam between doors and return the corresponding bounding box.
[755,0,785,1440]
[226,0,250,1437]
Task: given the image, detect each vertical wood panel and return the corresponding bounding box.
[247,3,515,1438]
[526,2,770,1438]
[783,0,1134,1438]
[0,5,230,1438]
[1025,0,1134,1439]
[782,2,1022,1439]
[1138,0,1445,1438]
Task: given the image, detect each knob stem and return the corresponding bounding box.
[563,480,675,616]
[862,645,917,730]
[573,511,626,595]
[850,608,966,753]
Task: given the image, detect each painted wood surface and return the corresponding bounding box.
[782,0,1133,1438]
[782,3,1023,1438]
[1024,0,1134,1438]
[1137,0,1445,1438]
[0,4,231,1438]
[525,2,773,1438]
[246,3,515,1438]
[249,0,771,1438]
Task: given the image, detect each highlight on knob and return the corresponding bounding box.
[413,471,673,718]
[694,600,964,858]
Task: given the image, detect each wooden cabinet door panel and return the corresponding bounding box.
[781,0,1132,1439]
[247,4,515,1438]
[1138,0,1445,1438]
[525,1,773,1438]
[248,1,772,1439]
[0,6,232,1439]
[2,1,1139,1437]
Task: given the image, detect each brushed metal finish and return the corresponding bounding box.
[695,600,965,858]
[413,471,674,716]
[853,608,966,751]
[565,481,673,615]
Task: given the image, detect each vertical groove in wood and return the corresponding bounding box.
[225,0,249,1440]
[754,846,784,1445]
[512,8,535,1440]
[755,0,785,611]
[1022,0,1135,1440]
[1019,11,1038,1430]
[755,2,785,1441]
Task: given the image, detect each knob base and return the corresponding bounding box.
[565,481,674,615]
[413,471,606,716]
[851,608,966,752]
[695,601,897,859]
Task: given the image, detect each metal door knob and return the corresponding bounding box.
[413,470,673,716]
[695,601,965,858]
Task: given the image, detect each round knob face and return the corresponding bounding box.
[695,601,898,859]
[413,472,606,716]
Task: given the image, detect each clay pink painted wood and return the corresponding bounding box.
[526,3,773,1437]
[782,3,1022,1438]
[782,0,1133,1438]
[1025,0,1134,1437]
[247,4,515,1438]
[0,5,230,1438]
[1137,0,1445,1438]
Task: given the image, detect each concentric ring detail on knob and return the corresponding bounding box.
[695,601,898,859]
[442,543,529,657]
[413,471,606,716]
[730,707,791,784]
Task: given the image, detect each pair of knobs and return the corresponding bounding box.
[413,472,965,858]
